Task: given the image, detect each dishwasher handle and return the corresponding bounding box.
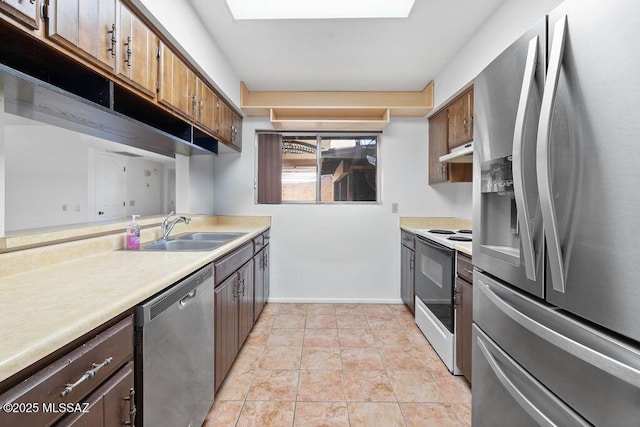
[135,264,214,325]
[179,290,197,307]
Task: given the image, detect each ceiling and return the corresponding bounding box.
[186,0,506,92]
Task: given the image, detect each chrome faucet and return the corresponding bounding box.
[161,211,191,240]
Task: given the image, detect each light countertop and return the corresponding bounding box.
[0,216,270,384]
[400,217,473,256]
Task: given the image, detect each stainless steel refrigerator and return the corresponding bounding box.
[472,0,640,425]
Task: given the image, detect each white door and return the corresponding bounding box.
[94,152,126,221]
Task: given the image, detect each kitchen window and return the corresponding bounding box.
[257,132,379,204]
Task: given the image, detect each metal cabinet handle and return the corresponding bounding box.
[536,15,568,293]
[191,95,197,116]
[512,35,539,282]
[60,357,113,397]
[199,99,204,119]
[124,36,132,67]
[463,268,473,275]
[409,253,415,270]
[124,388,136,426]
[107,24,117,58]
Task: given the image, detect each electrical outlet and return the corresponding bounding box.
[130,200,136,207]
[62,204,67,212]
[391,202,399,213]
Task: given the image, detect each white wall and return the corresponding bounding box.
[213,0,564,302]
[125,158,165,217]
[433,0,564,107]
[174,154,216,215]
[214,117,471,302]
[136,0,241,107]
[3,122,171,232]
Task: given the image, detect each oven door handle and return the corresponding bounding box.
[512,35,539,282]
[417,236,455,255]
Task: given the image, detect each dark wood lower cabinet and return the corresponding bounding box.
[214,274,239,392]
[0,316,134,427]
[237,261,254,346]
[455,252,473,383]
[254,248,266,322]
[57,362,135,427]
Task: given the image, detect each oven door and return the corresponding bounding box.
[415,236,455,333]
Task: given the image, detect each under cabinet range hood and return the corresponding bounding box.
[439,142,473,163]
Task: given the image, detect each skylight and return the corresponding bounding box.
[225,0,416,20]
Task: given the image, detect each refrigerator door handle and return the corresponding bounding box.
[536,15,568,293]
[478,277,640,388]
[512,35,539,282]
[476,337,556,427]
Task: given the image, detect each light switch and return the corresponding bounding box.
[62,204,67,212]
[391,202,399,213]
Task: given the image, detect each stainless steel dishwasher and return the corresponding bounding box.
[135,264,214,427]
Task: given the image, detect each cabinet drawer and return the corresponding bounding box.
[457,252,473,283]
[0,316,133,426]
[401,230,415,250]
[214,242,253,285]
[253,235,264,253]
[263,229,270,246]
[57,361,135,427]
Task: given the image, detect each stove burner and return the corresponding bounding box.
[448,236,472,242]
[428,229,455,234]
[457,229,472,234]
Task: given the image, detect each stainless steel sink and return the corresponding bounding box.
[139,232,246,251]
[176,232,245,241]
[141,239,227,251]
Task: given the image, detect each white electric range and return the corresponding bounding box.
[412,228,472,375]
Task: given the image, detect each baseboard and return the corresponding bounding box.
[266,297,404,304]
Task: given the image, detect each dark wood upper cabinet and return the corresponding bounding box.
[46,0,116,72]
[196,78,219,134]
[428,109,449,184]
[428,86,473,184]
[0,0,40,30]
[448,87,474,149]
[116,1,157,99]
[158,40,196,119]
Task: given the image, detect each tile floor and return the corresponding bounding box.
[203,303,471,427]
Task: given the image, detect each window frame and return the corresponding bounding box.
[255,131,382,205]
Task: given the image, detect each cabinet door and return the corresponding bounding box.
[400,246,416,314]
[231,111,242,149]
[253,250,266,322]
[158,41,196,119]
[0,0,39,30]
[264,244,270,303]
[237,261,255,346]
[196,78,218,133]
[214,275,238,392]
[116,1,157,99]
[448,88,473,149]
[455,277,473,382]
[217,100,233,142]
[56,362,135,427]
[46,0,116,72]
[428,109,449,184]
